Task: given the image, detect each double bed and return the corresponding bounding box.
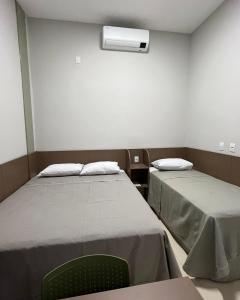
[148,168,240,282]
[0,171,180,300]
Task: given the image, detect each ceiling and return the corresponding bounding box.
[18,0,224,34]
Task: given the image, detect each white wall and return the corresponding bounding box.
[186,0,240,156]
[28,19,189,151]
[0,0,27,163]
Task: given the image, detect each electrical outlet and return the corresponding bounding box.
[75,56,81,64]
[134,155,140,163]
[218,142,225,151]
[229,142,236,153]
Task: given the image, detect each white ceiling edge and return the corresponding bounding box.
[18,0,224,34]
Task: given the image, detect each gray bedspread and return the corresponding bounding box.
[148,169,240,282]
[0,172,180,300]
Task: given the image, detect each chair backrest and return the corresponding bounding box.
[42,254,130,300]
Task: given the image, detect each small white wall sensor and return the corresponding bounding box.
[218,142,225,151]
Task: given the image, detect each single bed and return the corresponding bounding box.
[148,168,240,282]
[0,171,180,300]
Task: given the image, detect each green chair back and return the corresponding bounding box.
[42,254,130,300]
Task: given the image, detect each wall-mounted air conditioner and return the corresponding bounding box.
[102,26,149,53]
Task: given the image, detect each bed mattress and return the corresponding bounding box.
[148,169,240,282]
[0,172,180,300]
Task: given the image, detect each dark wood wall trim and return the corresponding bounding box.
[185,148,240,186]
[1,147,240,203]
[0,167,5,201]
[0,155,30,202]
[230,156,240,187]
[28,151,39,178]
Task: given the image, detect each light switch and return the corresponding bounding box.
[218,142,225,151]
[229,142,236,153]
[134,156,140,163]
[75,56,81,64]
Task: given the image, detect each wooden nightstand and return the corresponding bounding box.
[126,150,149,199]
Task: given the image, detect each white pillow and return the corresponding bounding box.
[80,161,121,175]
[38,163,84,177]
[152,158,193,171]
